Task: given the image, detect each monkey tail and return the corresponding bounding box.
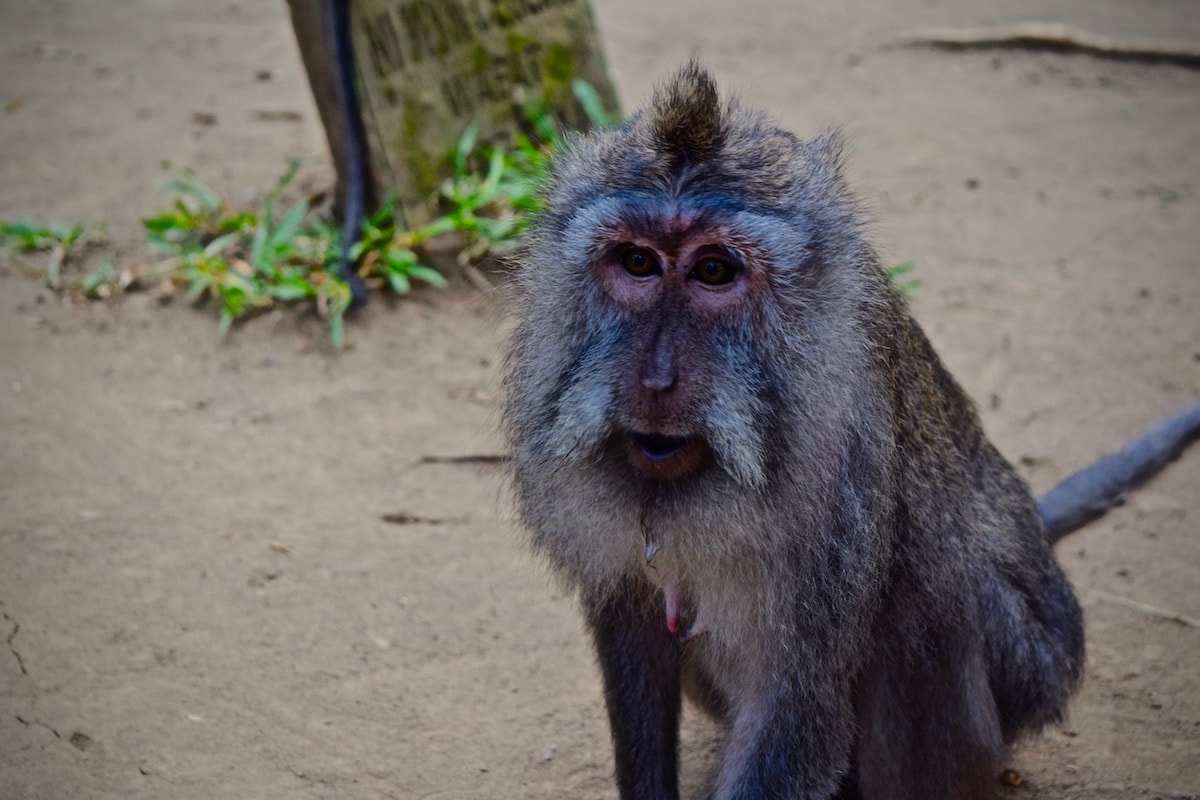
[325,0,370,305]
[1038,403,1200,543]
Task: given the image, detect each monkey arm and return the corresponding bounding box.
[585,582,683,800]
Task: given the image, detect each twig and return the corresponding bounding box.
[10,253,48,279]
[140,255,184,276]
[44,244,65,289]
[380,511,468,525]
[462,262,494,293]
[1091,590,1200,628]
[418,452,509,465]
[897,22,1200,68]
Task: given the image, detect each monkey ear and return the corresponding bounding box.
[800,129,857,199]
[649,60,725,165]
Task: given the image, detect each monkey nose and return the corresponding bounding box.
[640,353,678,392]
[641,369,677,392]
[640,330,679,392]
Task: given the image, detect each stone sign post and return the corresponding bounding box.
[288,0,618,227]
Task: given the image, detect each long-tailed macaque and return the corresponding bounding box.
[502,62,1200,799]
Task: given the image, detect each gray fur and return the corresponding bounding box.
[503,63,1083,800]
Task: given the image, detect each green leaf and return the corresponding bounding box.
[262,159,301,226]
[386,271,411,295]
[572,78,615,127]
[385,248,418,268]
[885,262,921,296]
[82,262,117,296]
[203,232,240,256]
[0,218,85,252]
[329,311,345,349]
[407,265,448,289]
[48,220,83,249]
[218,212,259,234]
[523,97,559,144]
[413,216,457,242]
[250,218,269,271]
[269,199,308,249]
[454,124,479,176]
[223,272,260,297]
[184,278,210,302]
[165,167,222,212]
[217,308,234,338]
[472,149,506,206]
[270,282,314,301]
[142,215,179,234]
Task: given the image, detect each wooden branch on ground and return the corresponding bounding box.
[897,22,1200,68]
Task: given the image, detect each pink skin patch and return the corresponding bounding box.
[661,582,710,642]
[664,583,682,634]
[645,553,710,642]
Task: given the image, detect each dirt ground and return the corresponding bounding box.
[1,1,1198,798]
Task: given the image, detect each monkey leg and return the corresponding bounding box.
[706,669,856,800]
[978,554,1084,739]
[972,454,1085,738]
[681,658,730,721]
[585,581,683,800]
[854,619,1006,800]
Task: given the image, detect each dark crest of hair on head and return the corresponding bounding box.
[649,61,725,166]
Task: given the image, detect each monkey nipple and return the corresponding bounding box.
[664,583,683,634]
[661,583,710,643]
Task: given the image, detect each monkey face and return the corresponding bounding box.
[586,205,772,483]
[506,73,878,501]
[506,192,790,491]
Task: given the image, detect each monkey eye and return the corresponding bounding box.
[691,256,737,287]
[620,246,660,278]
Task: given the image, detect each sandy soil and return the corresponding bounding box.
[1,1,1198,798]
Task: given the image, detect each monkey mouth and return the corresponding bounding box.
[633,432,690,459]
[623,431,711,480]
